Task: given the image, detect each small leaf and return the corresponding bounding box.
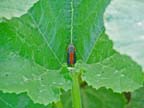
[0,0,39,20]
[104,0,144,70]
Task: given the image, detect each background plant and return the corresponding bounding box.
[0,0,144,108]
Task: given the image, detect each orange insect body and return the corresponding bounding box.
[69,52,74,64]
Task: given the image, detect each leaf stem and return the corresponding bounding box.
[71,72,82,108]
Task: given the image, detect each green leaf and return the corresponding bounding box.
[127,87,144,108]
[0,48,71,105]
[104,0,144,69]
[0,0,39,20]
[0,91,52,108]
[0,0,110,104]
[59,86,126,108]
[82,33,144,92]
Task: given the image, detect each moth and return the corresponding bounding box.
[67,44,76,67]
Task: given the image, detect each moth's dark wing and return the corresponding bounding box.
[74,51,76,64]
[67,52,70,65]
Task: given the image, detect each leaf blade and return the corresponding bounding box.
[82,34,143,92]
[0,48,71,105]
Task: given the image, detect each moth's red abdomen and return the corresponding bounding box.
[67,44,76,67]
